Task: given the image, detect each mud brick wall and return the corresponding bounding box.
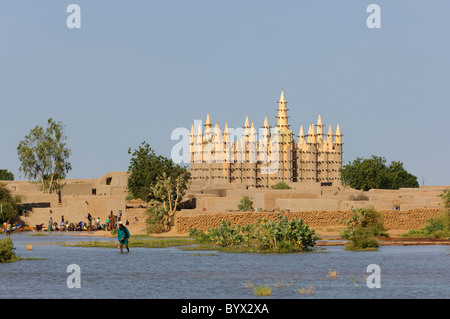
[175,208,445,233]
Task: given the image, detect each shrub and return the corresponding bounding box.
[254,214,318,252]
[189,214,318,252]
[345,227,380,251]
[402,189,450,238]
[404,214,450,238]
[190,221,244,247]
[146,205,172,234]
[339,207,388,239]
[423,217,446,234]
[439,189,450,211]
[207,221,244,247]
[339,207,387,251]
[0,237,18,263]
[189,227,212,244]
[238,196,253,211]
[240,224,256,247]
[272,182,291,189]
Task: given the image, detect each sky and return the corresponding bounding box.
[0,0,449,186]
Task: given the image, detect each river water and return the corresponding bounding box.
[1,233,449,299]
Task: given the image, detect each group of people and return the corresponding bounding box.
[44,210,132,253]
[42,210,129,232]
[105,211,122,231]
[2,220,22,235]
[4,211,131,254]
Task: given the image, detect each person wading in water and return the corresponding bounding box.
[117,221,130,253]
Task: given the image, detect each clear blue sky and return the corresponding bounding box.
[1,1,449,186]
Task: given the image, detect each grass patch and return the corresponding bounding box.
[244,281,254,289]
[328,270,338,279]
[253,285,272,296]
[296,286,315,296]
[65,237,196,249]
[186,252,217,256]
[274,280,293,288]
[179,241,324,254]
[349,275,368,287]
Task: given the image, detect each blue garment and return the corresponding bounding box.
[118,226,130,245]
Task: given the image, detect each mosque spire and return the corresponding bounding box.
[263,114,269,128]
[298,124,306,145]
[205,113,211,127]
[335,123,342,144]
[276,89,289,132]
[204,113,212,141]
[279,89,286,103]
[244,114,250,128]
[197,123,203,137]
[307,124,316,143]
[327,124,333,142]
[316,114,324,137]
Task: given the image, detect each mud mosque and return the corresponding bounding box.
[188,90,343,188]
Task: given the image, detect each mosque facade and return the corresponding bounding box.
[188,90,343,188]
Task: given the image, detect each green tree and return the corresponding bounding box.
[149,171,190,232]
[340,155,419,191]
[0,183,21,224]
[17,118,72,193]
[385,161,419,190]
[127,142,190,202]
[0,170,14,181]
